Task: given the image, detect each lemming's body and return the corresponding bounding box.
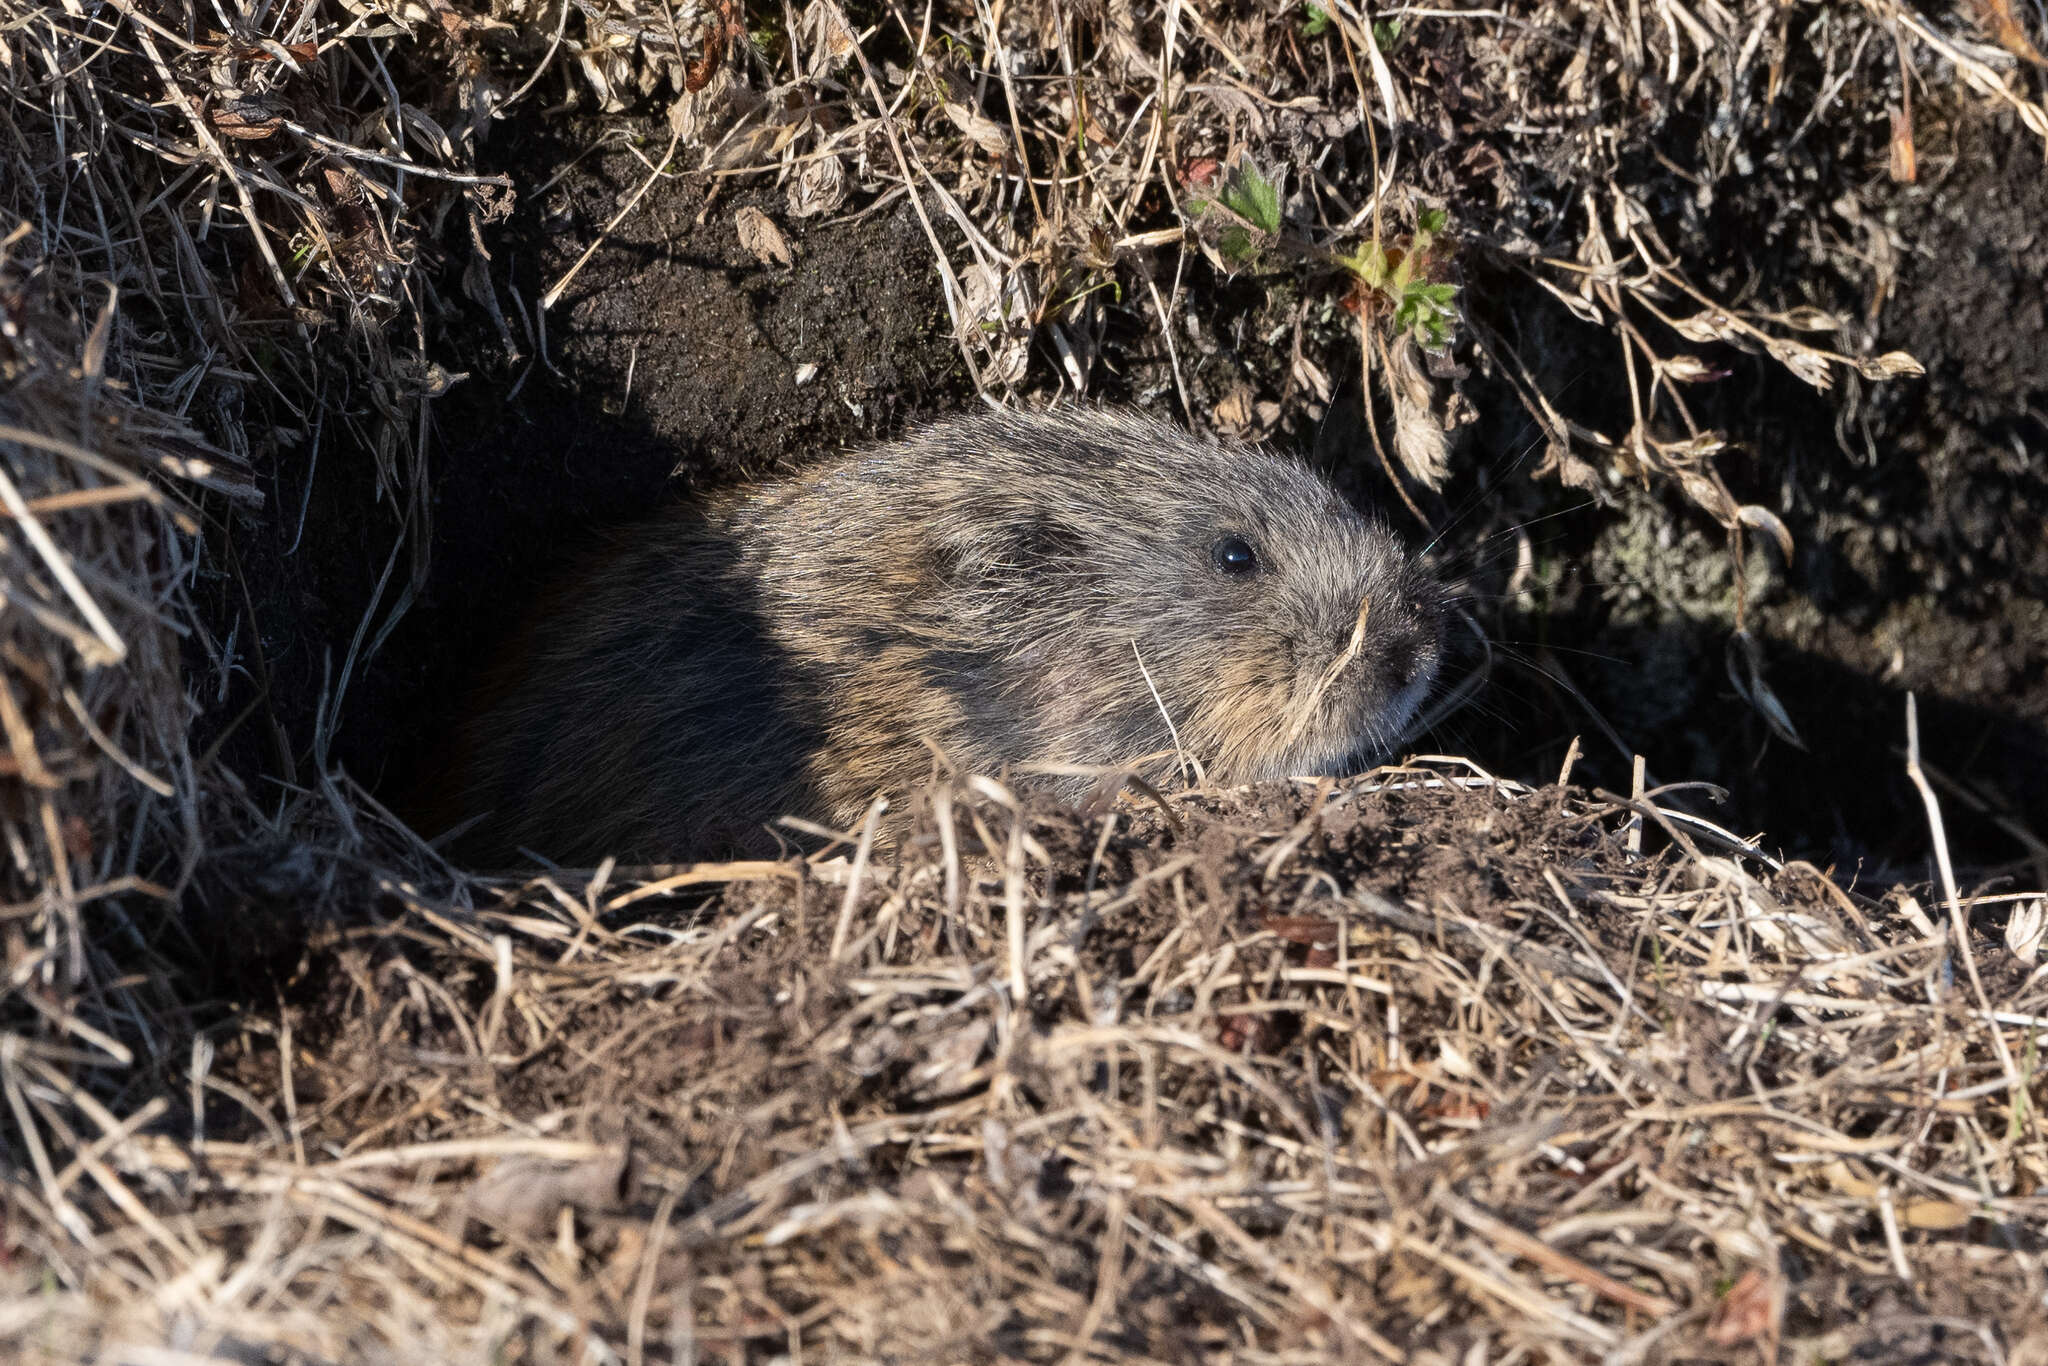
[450,408,1445,862]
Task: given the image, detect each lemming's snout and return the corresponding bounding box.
[1378,623,1433,693]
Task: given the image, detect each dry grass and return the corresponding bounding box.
[5,0,2048,1359]
[10,765,2048,1361]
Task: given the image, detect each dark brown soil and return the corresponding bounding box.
[1379,98,2048,880]
[1655,102,2048,874]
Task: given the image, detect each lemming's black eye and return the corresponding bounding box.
[1210,535,1259,577]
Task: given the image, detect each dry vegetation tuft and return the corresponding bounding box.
[12,765,2048,1361]
[4,0,2048,1358]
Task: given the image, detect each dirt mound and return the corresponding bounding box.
[27,767,2048,1362]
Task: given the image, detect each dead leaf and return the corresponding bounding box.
[210,97,287,140]
[1777,306,1843,332]
[1726,630,1808,751]
[702,115,800,172]
[957,262,1032,384]
[1856,350,1925,380]
[1964,0,2048,66]
[457,1146,640,1240]
[1659,431,1728,461]
[1708,1266,1783,1355]
[1670,308,1741,343]
[1674,466,1738,526]
[1290,350,1332,403]
[1660,354,1729,383]
[1900,1198,1975,1230]
[220,40,320,73]
[1737,504,1795,560]
[2005,897,2044,964]
[800,0,861,79]
[1212,381,1255,433]
[1534,440,1601,492]
[1387,333,1451,491]
[788,153,847,218]
[1764,336,1835,391]
[734,206,794,267]
[944,102,1011,157]
[686,0,746,93]
[1889,106,1917,183]
[905,1019,992,1100]
[1217,1010,1280,1053]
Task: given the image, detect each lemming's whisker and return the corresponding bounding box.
[1491,640,1633,667]
[1420,430,1550,557]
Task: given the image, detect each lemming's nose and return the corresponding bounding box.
[1379,629,1427,690]
[1376,610,1441,696]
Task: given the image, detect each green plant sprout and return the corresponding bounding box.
[1300,5,1401,48]
[1336,205,1460,351]
[1186,160,1284,265]
[1187,161,1460,350]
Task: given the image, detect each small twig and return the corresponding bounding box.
[282,120,514,187]
[493,0,574,120]
[115,2,298,309]
[845,27,989,394]
[1902,694,2023,1107]
[0,455,125,666]
[830,796,888,961]
[543,127,683,310]
[1130,641,1193,786]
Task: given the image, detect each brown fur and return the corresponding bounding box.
[443,408,1446,863]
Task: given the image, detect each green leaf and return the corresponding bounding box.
[1221,162,1282,236]
[1302,3,1332,36]
[1345,243,1388,289]
[1393,278,1460,351]
[1416,206,1449,236]
[1371,18,1404,49]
